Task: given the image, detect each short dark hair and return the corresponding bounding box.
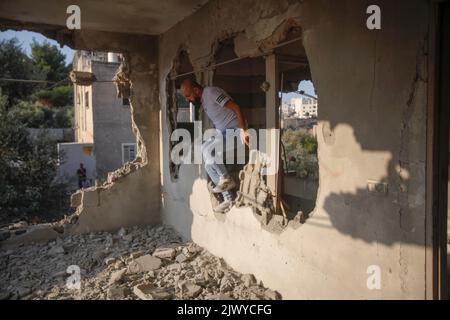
[180,78,203,90]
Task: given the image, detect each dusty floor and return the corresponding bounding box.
[0,225,281,300]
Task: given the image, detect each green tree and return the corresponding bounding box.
[281,128,319,179]
[0,38,39,107]
[30,40,69,83]
[35,84,73,107]
[0,94,68,222]
[8,100,73,128]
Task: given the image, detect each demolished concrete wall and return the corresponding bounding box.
[158,0,431,299]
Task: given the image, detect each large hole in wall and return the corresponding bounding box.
[209,27,319,223]
[166,50,197,180]
[0,30,138,227]
[275,27,319,221]
[71,50,138,184]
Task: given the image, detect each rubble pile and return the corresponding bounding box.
[0,225,281,300]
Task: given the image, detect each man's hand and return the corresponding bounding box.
[240,129,250,146]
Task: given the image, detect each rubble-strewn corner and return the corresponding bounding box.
[0,224,281,300]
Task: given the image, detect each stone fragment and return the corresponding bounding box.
[117,227,127,237]
[128,255,162,273]
[184,283,203,298]
[107,286,127,300]
[165,263,181,271]
[133,283,173,300]
[0,230,11,241]
[264,289,281,300]
[104,257,115,266]
[48,245,65,255]
[122,234,133,243]
[130,251,145,259]
[109,268,126,285]
[175,253,188,263]
[153,247,176,259]
[114,260,125,270]
[241,274,257,288]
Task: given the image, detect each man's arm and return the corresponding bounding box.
[224,100,250,146]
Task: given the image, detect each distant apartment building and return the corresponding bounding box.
[58,51,136,189]
[291,97,318,119]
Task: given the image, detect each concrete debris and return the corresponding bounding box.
[107,286,128,300]
[128,255,162,273]
[109,269,126,285]
[241,274,257,288]
[264,289,281,300]
[153,247,176,260]
[0,230,11,241]
[0,225,280,300]
[133,283,173,300]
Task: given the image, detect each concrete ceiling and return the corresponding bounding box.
[0,0,209,35]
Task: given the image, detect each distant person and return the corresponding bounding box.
[77,163,87,189]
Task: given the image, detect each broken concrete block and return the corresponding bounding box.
[175,253,188,263]
[16,287,32,298]
[9,221,28,230]
[114,260,125,270]
[48,245,65,255]
[264,289,281,300]
[207,293,234,300]
[0,224,59,248]
[104,257,115,266]
[133,283,173,300]
[130,251,145,259]
[70,191,82,208]
[0,230,11,241]
[117,227,127,237]
[241,274,257,288]
[166,263,181,271]
[107,286,127,300]
[109,268,126,285]
[122,234,133,243]
[183,282,203,298]
[153,247,176,259]
[128,255,162,273]
[0,292,11,300]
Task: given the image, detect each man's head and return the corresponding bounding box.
[180,79,203,106]
[80,163,84,168]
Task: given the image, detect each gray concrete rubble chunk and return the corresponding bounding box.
[0,230,11,241]
[109,268,126,285]
[133,283,173,300]
[184,283,203,298]
[153,247,176,259]
[128,255,162,273]
[264,289,281,300]
[107,286,127,300]
[241,274,257,288]
[175,253,188,263]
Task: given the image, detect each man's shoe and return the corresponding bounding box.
[213,199,233,213]
[212,176,236,193]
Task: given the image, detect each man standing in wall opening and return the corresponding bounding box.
[181,79,250,213]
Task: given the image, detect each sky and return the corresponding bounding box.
[283,80,316,104]
[0,30,75,65]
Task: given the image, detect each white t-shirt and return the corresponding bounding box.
[201,87,239,131]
